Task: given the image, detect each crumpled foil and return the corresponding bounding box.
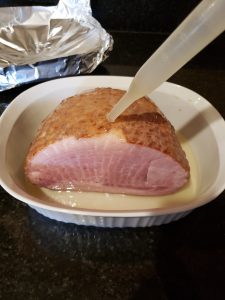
[0,0,113,91]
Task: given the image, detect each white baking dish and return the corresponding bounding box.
[0,76,225,227]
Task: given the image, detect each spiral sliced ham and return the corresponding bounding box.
[25,88,190,195]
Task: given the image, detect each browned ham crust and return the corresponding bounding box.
[26,88,189,172]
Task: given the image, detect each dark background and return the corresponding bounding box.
[91,0,200,33]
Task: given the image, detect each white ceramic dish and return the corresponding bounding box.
[0,76,225,227]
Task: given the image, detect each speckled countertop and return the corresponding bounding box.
[0,32,225,300]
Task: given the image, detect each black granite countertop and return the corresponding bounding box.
[0,31,225,300]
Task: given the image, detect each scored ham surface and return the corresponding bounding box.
[25,88,190,195]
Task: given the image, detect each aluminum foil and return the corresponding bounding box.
[0,0,113,91]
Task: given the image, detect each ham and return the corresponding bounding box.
[25,88,190,195]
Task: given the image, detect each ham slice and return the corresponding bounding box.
[25,88,190,195]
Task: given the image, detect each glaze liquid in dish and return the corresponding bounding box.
[25,134,198,211]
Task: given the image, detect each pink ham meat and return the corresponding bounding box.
[25,88,190,195]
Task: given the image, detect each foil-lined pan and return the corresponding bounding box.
[0,0,113,91]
